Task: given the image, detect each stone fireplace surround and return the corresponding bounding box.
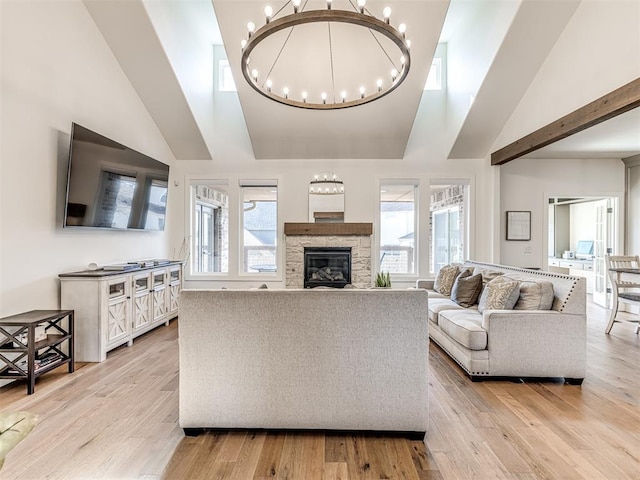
[284,223,373,289]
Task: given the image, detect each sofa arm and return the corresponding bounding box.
[481,310,587,378]
[416,279,434,290]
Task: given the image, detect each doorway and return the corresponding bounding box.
[547,196,618,307]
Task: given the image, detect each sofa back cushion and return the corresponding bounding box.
[433,264,460,296]
[473,267,505,284]
[501,277,554,310]
[478,278,521,313]
[451,271,483,307]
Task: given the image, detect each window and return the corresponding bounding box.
[143,178,167,230]
[430,183,468,274]
[95,171,137,228]
[191,183,229,273]
[379,183,417,275]
[241,184,278,273]
[218,59,236,92]
[424,58,442,91]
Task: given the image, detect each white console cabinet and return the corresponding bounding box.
[60,262,182,362]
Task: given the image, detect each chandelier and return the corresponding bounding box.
[241,0,411,110]
[309,172,344,194]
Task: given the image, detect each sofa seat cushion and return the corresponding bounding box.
[427,290,448,299]
[428,298,465,324]
[438,309,487,351]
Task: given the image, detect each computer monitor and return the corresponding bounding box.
[575,240,594,258]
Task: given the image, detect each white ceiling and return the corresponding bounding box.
[214,0,449,159]
[522,108,640,159]
[83,0,640,163]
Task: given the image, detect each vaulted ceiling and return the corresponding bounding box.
[83,0,637,162]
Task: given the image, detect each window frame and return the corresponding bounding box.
[428,179,471,275]
[424,57,442,91]
[377,179,419,281]
[186,179,230,279]
[239,182,279,277]
[218,59,237,92]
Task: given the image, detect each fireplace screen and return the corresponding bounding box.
[304,247,352,288]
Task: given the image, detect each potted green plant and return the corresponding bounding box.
[0,411,37,471]
[375,271,392,288]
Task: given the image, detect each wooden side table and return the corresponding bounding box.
[0,310,75,394]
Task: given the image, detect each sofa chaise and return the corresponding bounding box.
[418,261,587,384]
[178,288,429,437]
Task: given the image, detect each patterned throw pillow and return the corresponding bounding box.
[451,271,483,307]
[433,264,460,296]
[478,278,521,313]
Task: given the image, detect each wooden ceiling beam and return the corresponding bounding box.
[491,77,640,166]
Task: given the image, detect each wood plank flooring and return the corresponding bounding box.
[0,299,638,479]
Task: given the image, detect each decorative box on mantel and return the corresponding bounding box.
[284,223,373,289]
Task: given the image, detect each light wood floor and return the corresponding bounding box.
[0,299,638,479]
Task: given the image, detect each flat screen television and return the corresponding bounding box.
[64,123,169,230]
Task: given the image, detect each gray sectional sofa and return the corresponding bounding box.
[418,261,587,384]
[178,288,429,436]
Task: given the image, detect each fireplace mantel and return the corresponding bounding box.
[284,222,373,236]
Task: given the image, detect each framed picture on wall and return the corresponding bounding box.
[506,211,531,241]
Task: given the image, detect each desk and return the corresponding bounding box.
[607,267,640,333]
[549,258,594,293]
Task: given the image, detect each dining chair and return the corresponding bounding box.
[605,255,640,334]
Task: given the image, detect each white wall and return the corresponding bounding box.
[0,0,176,316]
[171,157,498,289]
[500,158,625,268]
[570,202,597,249]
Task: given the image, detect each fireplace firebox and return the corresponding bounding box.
[304,247,352,288]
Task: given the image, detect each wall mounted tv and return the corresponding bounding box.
[64,123,169,230]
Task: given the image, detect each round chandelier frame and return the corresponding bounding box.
[241,5,411,110]
[309,171,344,194]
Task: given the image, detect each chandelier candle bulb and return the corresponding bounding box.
[360,86,365,98]
[327,0,332,10]
[391,69,398,81]
[240,39,247,50]
[293,0,301,13]
[341,91,347,102]
[302,91,308,103]
[266,79,272,92]
[383,6,391,23]
[399,23,406,38]
[264,5,273,22]
[283,87,289,99]
[357,0,366,14]
[377,79,383,92]
[251,69,258,81]
[247,21,255,37]
[321,92,327,104]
